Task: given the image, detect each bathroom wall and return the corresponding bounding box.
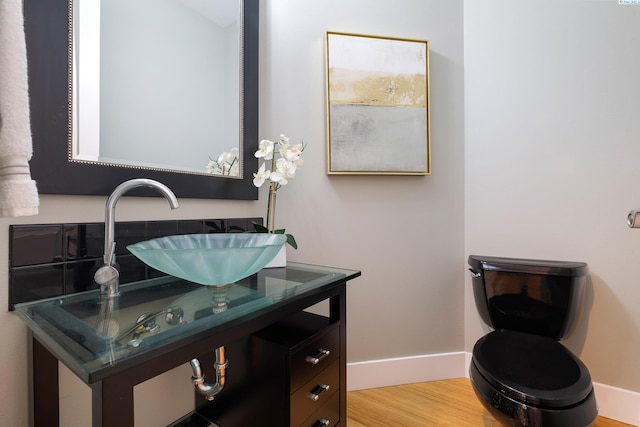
[6,0,639,426]
[261,0,466,363]
[0,0,465,425]
[464,0,640,405]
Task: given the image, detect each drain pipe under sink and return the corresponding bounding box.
[190,346,228,401]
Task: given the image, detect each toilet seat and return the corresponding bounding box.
[472,329,593,408]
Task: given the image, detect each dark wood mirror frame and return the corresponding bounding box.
[24,0,259,200]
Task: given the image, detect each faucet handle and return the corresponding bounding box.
[95,241,119,297]
[95,264,119,288]
[96,242,120,297]
[104,241,117,265]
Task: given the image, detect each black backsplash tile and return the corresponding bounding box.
[11,264,64,305]
[177,220,205,235]
[65,223,103,261]
[114,222,147,256]
[227,218,252,233]
[10,224,64,267]
[64,260,101,294]
[146,220,180,240]
[8,217,261,309]
[204,219,226,233]
[117,254,148,284]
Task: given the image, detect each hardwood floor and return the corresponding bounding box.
[347,378,631,427]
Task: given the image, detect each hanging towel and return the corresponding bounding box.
[0,0,39,217]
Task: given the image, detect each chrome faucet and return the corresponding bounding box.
[95,179,180,298]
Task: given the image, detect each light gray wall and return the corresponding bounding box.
[3,0,638,425]
[464,0,640,394]
[262,0,466,362]
[0,1,465,425]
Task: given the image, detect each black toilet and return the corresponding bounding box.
[468,255,598,426]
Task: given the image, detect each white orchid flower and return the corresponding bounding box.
[270,157,297,186]
[278,134,290,146]
[255,139,275,160]
[284,143,304,163]
[277,134,290,157]
[269,171,287,186]
[252,162,270,187]
[250,133,305,243]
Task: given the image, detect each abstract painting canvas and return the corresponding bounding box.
[325,32,430,175]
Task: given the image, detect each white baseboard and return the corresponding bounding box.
[593,382,640,426]
[346,351,467,391]
[347,352,640,426]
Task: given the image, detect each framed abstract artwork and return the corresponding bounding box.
[325,32,430,175]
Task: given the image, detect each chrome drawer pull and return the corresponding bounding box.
[305,348,330,365]
[312,419,330,427]
[306,384,330,401]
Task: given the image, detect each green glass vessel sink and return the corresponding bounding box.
[127,233,287,286]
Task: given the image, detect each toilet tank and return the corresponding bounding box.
[468,255,589,340]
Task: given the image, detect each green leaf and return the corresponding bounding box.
[252,222,268,233]
[251,221,297,249]
[286,234,298,250]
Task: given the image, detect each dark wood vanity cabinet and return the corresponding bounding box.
[253,311,342,427]
[197,311,344,427]
[20,263,358,427]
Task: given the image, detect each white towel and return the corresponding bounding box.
[0,0,39,217]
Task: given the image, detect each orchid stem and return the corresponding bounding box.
[266,182,277,233]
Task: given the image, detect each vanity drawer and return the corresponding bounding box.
[290,324,340,392]
[290,359,339,426]
[250,311,343,426]
[300,391,340,427]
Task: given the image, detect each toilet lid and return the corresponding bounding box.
[472,329,593,408]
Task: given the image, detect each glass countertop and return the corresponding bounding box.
[15,263,360,384]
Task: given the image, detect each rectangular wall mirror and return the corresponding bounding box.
[24,0,259,199]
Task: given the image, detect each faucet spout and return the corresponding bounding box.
[97,179,179,298]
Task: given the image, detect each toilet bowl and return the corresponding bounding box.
[468,255,598,427]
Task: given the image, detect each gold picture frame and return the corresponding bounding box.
[325,32,430,175]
